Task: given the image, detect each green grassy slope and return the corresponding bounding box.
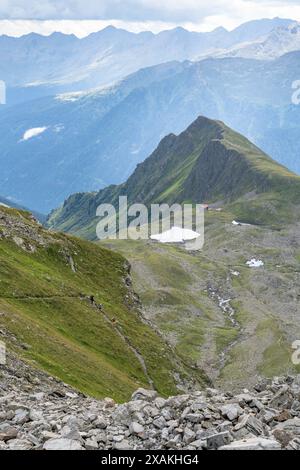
[47,116,300,239]
[0,207,206,401]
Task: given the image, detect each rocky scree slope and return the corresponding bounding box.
[1,354,300,450]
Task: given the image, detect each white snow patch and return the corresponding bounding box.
[230,270,240,277]
[21,127,48,141]
[151,226,200,244]
[56,92,84,102]
[246,259,264,268]
[0,202,9,208]
[232,220,251,226]
[56,84,116,103]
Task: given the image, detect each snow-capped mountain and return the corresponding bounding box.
[0,18,296,105]
[224,22,300,60]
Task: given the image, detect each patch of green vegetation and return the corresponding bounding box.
[144,253,192,289]
[213,327,239,355]
[0,209,207,400]
[175,318,206,363]
[228,193,298,227]
[218,342,255,383]
[257,319,296,378]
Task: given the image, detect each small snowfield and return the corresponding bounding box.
[150,226,200,244]
[246,259,264,268]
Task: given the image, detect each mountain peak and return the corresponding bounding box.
[48,116,300,238]
[211,26,228,34]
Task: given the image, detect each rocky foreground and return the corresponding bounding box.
[1,355,300,450]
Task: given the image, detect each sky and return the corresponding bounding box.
[0,0,300,37]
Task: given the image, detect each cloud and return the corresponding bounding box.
[0,0,299,22]
[21,127,48,141]
[0,1,219,21]
[0,0,300,36]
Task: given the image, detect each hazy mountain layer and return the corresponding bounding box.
[1,52,299,213]
[0,18,294,104]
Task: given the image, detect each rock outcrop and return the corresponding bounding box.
[1,354,300,450]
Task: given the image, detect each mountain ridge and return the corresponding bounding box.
[1,52,300,213]
[47,116,300,239]
[0,17,297,105]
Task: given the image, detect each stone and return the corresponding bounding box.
[0,427,18,441]
[43,438,84,450]
[184,413,204,424]
[250,399,264,411]
[219,438,281,451]
[254,379,272,393]
[103,398,116,409]
[129,422,145,437]
[131,388,158,402]
[29,409,44,421]
[32,392,45,401]
[183,429,196,445]
[113,435,126,443]
[8,439,33,450]
[207,431,231,450]
[13,408,30,424]
[217,421,232,433]
[263,409,277,424]
[154,397,167,408]
[287,438,300,450]
[3,350,300,452]
[234,414,264,436]
[274,410,292,422]
[189,439,206,449]
[206,388,219,397]
[274,417,300,435]
[220,404,243,421]
[85,438,99,450]
[153,417,167,429]
[143,405,159,418]
[41,431,60,442]
[95,417,107,429]
[235,393,253,405]
[269,386,292,409]
[113,439,132,450]
[61,425,82,441]
[273,429,293,448]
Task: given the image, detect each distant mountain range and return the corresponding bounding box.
[0,195,45,221]
[218,21,300,60]
[47,116,300,239]
[0,17,297,105]
[0,51,299,213]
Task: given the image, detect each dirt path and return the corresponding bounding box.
[1,292,155,390]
